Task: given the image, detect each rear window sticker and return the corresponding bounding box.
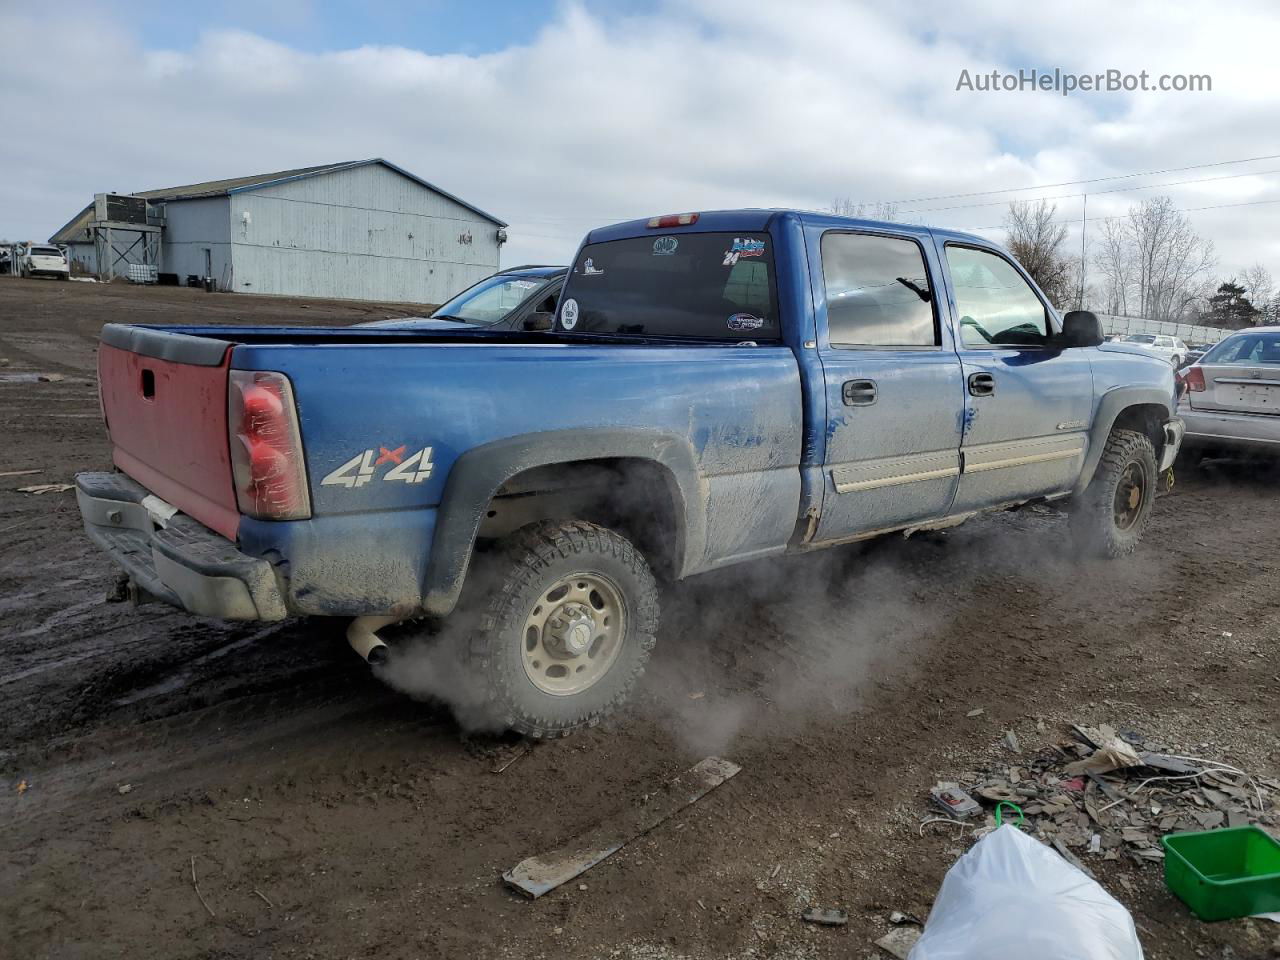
[583,257,604,276]
[723,237,765,266]
[561,297,580,330]
[652,236,679,256]
[727,313,764,331]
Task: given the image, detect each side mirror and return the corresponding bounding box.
[1061,310,1104,347]
[523,311,555,332]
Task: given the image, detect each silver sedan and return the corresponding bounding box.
[1178,326,1280,455]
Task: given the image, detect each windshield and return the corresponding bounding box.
[1201,331,1280,365]
[1122,334,1156,344]
[431,274,546,325]
[557,231,779,341]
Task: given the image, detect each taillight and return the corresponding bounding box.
[228,370,311,520]
[1184,366,1206,392]
[646,213,699,228]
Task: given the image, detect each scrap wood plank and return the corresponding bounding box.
[503,756,740,898]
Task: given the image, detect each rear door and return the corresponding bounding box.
[1190,330,1280,415]
[810,226,965,541]
[939,243,1093,511]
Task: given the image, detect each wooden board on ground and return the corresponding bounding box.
[503,756,741,898]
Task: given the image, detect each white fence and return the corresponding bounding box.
[1096,313,1232,345]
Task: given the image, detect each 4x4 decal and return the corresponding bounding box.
[321,446,434,488]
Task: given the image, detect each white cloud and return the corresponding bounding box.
[2,1,1278,280]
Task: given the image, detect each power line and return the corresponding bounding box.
[954,196,1280,233]
[901,167,1280,215]
[506,151,1280,225]
[863,152,1280,207]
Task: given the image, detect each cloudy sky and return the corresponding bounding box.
[3,0,1279,281]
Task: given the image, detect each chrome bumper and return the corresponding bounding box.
[75,471,288,621]
[1161,417,1185,471]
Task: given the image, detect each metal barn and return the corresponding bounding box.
[49,159,507,304]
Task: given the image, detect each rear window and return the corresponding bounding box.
[1202,332,1280,365]
[30,246,63,257]
[557,232,779,340]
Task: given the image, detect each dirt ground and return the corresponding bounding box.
[2,276,1278,960]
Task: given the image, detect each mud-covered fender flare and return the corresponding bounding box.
[421,428,704,617]
[1072,386,1174,496]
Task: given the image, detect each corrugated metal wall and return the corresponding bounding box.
[228,163,501,304]
[64,241,96,275]
[1098,314,1232,343]
[163,197,233,287]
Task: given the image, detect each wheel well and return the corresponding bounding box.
[477,458,685,579]
[1111,403,1167,462]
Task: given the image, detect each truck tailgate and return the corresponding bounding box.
[98,326,240,540]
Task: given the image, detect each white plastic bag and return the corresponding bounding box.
[910,825,1144,960]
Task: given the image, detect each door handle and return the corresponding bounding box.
[842,379,878,406]
[968,372,995,397]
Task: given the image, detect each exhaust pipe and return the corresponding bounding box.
[347,614,399,666]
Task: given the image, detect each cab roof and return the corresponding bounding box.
[583,209,992,248]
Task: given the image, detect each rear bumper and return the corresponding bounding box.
[76,471,288,621]
[1178,405,1280,452]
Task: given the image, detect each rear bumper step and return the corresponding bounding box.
[76,471,288,621]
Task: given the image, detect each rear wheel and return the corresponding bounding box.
[1069,429,1157,557]
[470,520,658,738]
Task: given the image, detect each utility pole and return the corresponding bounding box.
[1078,194,1088,310]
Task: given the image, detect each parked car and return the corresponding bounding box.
[19,244,70,280]
[1178,326,1280,457]
[359,265,566,332]
[1120,333,1187,366]
[1178,341,1220,368]
[74,209,1183,737]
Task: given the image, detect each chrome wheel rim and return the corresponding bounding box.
[521,573,626,696]
[1113,460,1147,531]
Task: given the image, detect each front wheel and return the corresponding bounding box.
[470,520,659,738]
[1069,429,1158,557]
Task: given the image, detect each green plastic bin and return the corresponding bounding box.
[1162,826,1280,921]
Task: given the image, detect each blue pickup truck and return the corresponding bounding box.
[77,209,1183,737]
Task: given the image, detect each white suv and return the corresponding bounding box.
[1121,334,1186,367]
[21,245,70,280]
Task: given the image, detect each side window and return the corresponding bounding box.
[945,246,1049,347]
[821,233,938,347]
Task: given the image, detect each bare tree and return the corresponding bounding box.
[1129,197,1217,321]
[1090,196,1216,322]
[1241,263,1274,324]
[1094,217,1132,316]
[1003,199,1075,307]
[829,198,899,221]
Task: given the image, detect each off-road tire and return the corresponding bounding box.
[470,520,659,738]
[1069,428,1158,557]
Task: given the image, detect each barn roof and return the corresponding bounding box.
[50,158,506,242]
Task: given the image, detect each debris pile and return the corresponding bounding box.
[926,724,1279,867]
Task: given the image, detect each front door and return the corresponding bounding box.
[812,228,965,541]
[940,243,1093,512]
